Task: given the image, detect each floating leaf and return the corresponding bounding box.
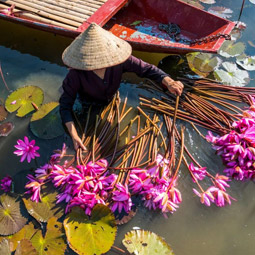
[192,53,222,73]
[0,194,27,236]
[181,0,204,9]
[0,105,7,121]
[236,55,255,71]
[219,41,245,58]
[248,41,255,48]
[116,208,137,225]
[23,184,64,223]
[64,204,117,255]
[208,6,233,19]
[14,239,37,255]
[0,222,38,252]
[0,122,14,137]
[123,230,174,255]
[130,20,142,26]
[31,217,66,255]
[0,239,11,255]
[199,0,215,4]
[30,102,64,139]
[214,62,249,87]
[186,52,210,77]
[5,86,44,117]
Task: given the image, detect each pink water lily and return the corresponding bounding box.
[189,163,207,182]
[25,174,43,202]
[111,183,132,213]
[0,175,12,192]
[14,136,40,163]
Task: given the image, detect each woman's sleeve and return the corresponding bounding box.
[59,69,80,124]
[122,55,169,84]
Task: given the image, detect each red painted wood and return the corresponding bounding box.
[0,0,235,54]
[77,0,128,32]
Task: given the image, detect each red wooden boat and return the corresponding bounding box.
[0,0,235,54]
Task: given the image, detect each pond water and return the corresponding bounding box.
[0,0,255,254]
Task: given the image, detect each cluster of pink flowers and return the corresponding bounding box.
[189,163,235,207]
[24,146,182,217]
[129,154,182,217]
[206,103,255,181]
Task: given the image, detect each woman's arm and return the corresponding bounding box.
[123,55,183,95]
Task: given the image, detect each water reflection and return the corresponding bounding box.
[1,1,255,254]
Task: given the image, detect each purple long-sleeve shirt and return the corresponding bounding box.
[59,55,168,124]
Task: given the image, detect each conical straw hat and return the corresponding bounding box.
[62,23,132,70]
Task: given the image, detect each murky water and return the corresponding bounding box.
[0,0,255,254]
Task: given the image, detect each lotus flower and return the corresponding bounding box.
[14,136,40,163]
[25,174,43,202]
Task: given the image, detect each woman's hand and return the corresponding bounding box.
[71,135,87,151]
[65,121,87,151]
[162,76,184,96]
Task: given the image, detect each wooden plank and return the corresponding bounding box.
[12,0,86,23]
[0,0,82,26]
[0,3,76,29]
[40,0,96,16]
[67,0,105,9]
[21,0,90,20]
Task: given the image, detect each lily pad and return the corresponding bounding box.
[208,6,233,19]
[31,217,66,255]
[186,52,210,77]
[23,184,64,223]
[5,86,44,117]
[192,53,222,73]
[0,239,11,255]
[236,55,255,71]
[122,230,174,255]
[219,41,245,58]
[0,194,27,236]
[0,222,38,252]
[14,239,37,255]
[0,122,14,137]
[214,62,249,87]
[64,204,117,255]
[30,102,64,139]
[199,0,215,4]
[0,105,7,121]
[181,0,204,9]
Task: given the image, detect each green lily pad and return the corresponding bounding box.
[214,62,249,87]
[192,53,222,73]
[236,55,255,71]
[23,184,64,223]
[208,6,233,19]
[123,230,174,255]
[219,41,245,58]
[5,86,44,117]
[30,102,64,139]
[0,239,11,255]
[186,52,210,77]
[0,222,38,252]
[64,204,117,255]
[0,194,27,236]
[31,217,66,255]
[14,239,37,255]
[0,105,7,121]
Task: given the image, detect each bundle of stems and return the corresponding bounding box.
[73,92,182,187]
[140,78,255,135]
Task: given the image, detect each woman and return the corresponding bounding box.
[59,23,183,151]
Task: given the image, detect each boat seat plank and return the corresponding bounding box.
[0,0,107,28]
